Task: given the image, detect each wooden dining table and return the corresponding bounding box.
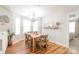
[27,33,41,52]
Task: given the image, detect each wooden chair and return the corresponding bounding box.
[25,33,32,49]
[25,33,28,44]
[36,35,48,50]
[27,31,33,33]
[40,35,48,49]
[33,31,38,34]
[35,37,41,50]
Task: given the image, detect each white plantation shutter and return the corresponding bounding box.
[23,20,31,33]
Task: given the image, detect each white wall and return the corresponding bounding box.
[41,11,69,47]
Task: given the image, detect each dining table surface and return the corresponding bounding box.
[27,32,41,38]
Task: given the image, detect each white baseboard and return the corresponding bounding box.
[13,39,23,45]
[13,37,69,48]
[49,40,69,48]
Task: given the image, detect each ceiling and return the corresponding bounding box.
[3,5,79,18]
[8,5,79,12]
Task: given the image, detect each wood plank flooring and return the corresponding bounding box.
[5,40,69,54]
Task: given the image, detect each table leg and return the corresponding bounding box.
[32,38,35,53]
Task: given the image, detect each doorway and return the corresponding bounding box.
[69,17,79,53]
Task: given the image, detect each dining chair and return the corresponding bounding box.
[36,35,48,50]
[27,31,33,33]
[40,35,48,49]
[33,31,38,34]
[25,33,33,49]
[35,37,42,50]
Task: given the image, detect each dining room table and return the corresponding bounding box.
[27,32,41,53]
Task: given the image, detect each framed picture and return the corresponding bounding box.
[0,15,9,23]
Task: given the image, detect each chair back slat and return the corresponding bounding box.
[40,35,48,41]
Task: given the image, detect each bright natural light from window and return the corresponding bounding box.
[15,17,21,35]
[33,20,38,31]
[23,19,31,33]
[69,22,75,33]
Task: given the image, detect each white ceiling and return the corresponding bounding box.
[42,5,79,13]
[4,5,79,18]
[8,5,79,12]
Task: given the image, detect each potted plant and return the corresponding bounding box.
[7,29,15,46]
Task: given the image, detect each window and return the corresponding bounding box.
[33,20,38,31]
[23,19,31,33]
[69,22,75,33]
[15,17,21,35]
[15,17,39,34]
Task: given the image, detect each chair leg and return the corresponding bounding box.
[25,40,27,46]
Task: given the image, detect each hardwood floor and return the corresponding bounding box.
[5,40,69,54]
